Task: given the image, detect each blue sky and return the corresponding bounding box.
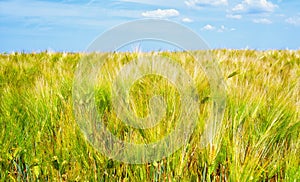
[0,0,300,52]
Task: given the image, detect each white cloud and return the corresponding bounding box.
[201,24,216,31]
[232,4,244,11]
[217,25,236,32]
[226,14,242,19]
[218,25,226,32]
[182,18,194,22]
[285,16,300,26]
[185,0,228,8]
[141,9,180,18]
[232,0,278,14]
[253,18,272,24]
[201,24,236,32]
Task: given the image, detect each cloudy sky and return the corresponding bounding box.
[0,0,299,52]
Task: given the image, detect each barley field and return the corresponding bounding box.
[0,50,299,181]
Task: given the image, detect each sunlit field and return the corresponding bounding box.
[0,50,299,181]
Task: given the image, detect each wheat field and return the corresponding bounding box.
[0,50,299,181]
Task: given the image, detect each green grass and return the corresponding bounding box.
[0,50,299,181]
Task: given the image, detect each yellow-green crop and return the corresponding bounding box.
[0,50,299,181]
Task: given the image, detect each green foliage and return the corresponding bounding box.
[0,50,299,181]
